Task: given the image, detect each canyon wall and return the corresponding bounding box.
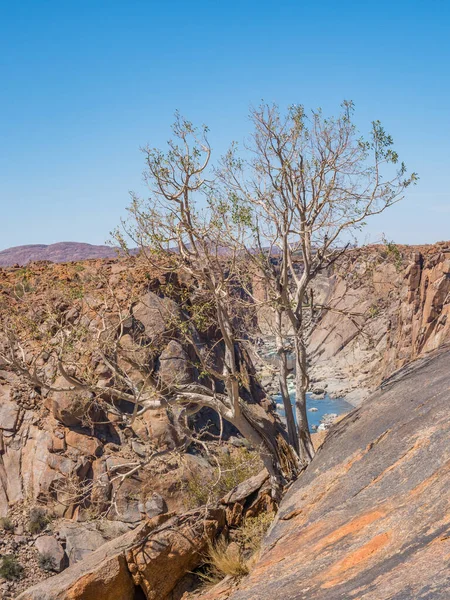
[2,243,449,521]
[308,242,450,403]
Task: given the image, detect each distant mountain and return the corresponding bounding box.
[0,242,121,267]
[0,240,285,268]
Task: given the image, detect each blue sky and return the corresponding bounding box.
[1,0,449,249]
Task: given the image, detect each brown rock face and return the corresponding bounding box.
[127,508,225,599]
[0,259,224,522]
[17,509,225,600]
[48,377,92,427]
[65,430,103,457]
[306,244,450,403]
[132,290,181,342]
[158,340,193,386]
[225,346,450,599]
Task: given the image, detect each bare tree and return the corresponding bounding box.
[1,103,416,500]
[112,114,300,492]
[218,101,418,464]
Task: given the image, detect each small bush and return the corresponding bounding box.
[368,304,379,318]
[0,555,24,580]
[38,553,56,572]
[28,507,49,534]
[69,285,84,299]
[184,447,263,509]
[0,516,15,532]
[235,512,275,554]
[382,237,403,271]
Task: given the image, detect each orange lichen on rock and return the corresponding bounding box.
[409,458,450,498]
[321,531,391,589]
[311,509,386,554]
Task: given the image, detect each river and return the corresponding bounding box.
[274,391,353,432]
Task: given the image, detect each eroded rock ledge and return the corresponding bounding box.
[16,508,222,600]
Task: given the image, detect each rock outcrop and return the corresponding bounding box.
[220,345,450,599]
[0,256,282,525]
[16,508,225,600]
[308,243,450,404]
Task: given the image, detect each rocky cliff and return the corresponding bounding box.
[306,241,450,404]
[217,345,450,599]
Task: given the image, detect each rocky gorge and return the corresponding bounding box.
[0,240,449,599]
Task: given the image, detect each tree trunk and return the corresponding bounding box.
[231,406,298,499]
[276,338,298,455]
[294,335,315,465]
[232,410,282,496]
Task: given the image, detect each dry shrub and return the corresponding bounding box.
[183,446,263,509]
[0,555,24,581]
[38,552,57,572]
[28,507,50,534]
[0,516,15,532]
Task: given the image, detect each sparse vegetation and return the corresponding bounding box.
[13,280,34,298]
[203,537,249,583]
[234,512,275,555]
[202,512,275,585]
[28,507,49,534]
[368,304,380,318]
[383,236,404,271]
[0,555,24,581]
[69,284,84,299]
[38,553,56,572]
[183,447,263,509]
[0,516,15,532]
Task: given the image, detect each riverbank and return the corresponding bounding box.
[257,337,370,409]
[256,337,366,436]
[309,362,370,407]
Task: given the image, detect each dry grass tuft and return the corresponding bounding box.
[235,512,275,554]
[203,538,249,584]
[201,511,275,586]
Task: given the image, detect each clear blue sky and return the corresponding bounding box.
[1,0,449,250]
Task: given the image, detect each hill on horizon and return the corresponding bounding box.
[0,242,120,267]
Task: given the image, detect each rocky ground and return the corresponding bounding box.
[13,470,275,600]
[0,507,50,597]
